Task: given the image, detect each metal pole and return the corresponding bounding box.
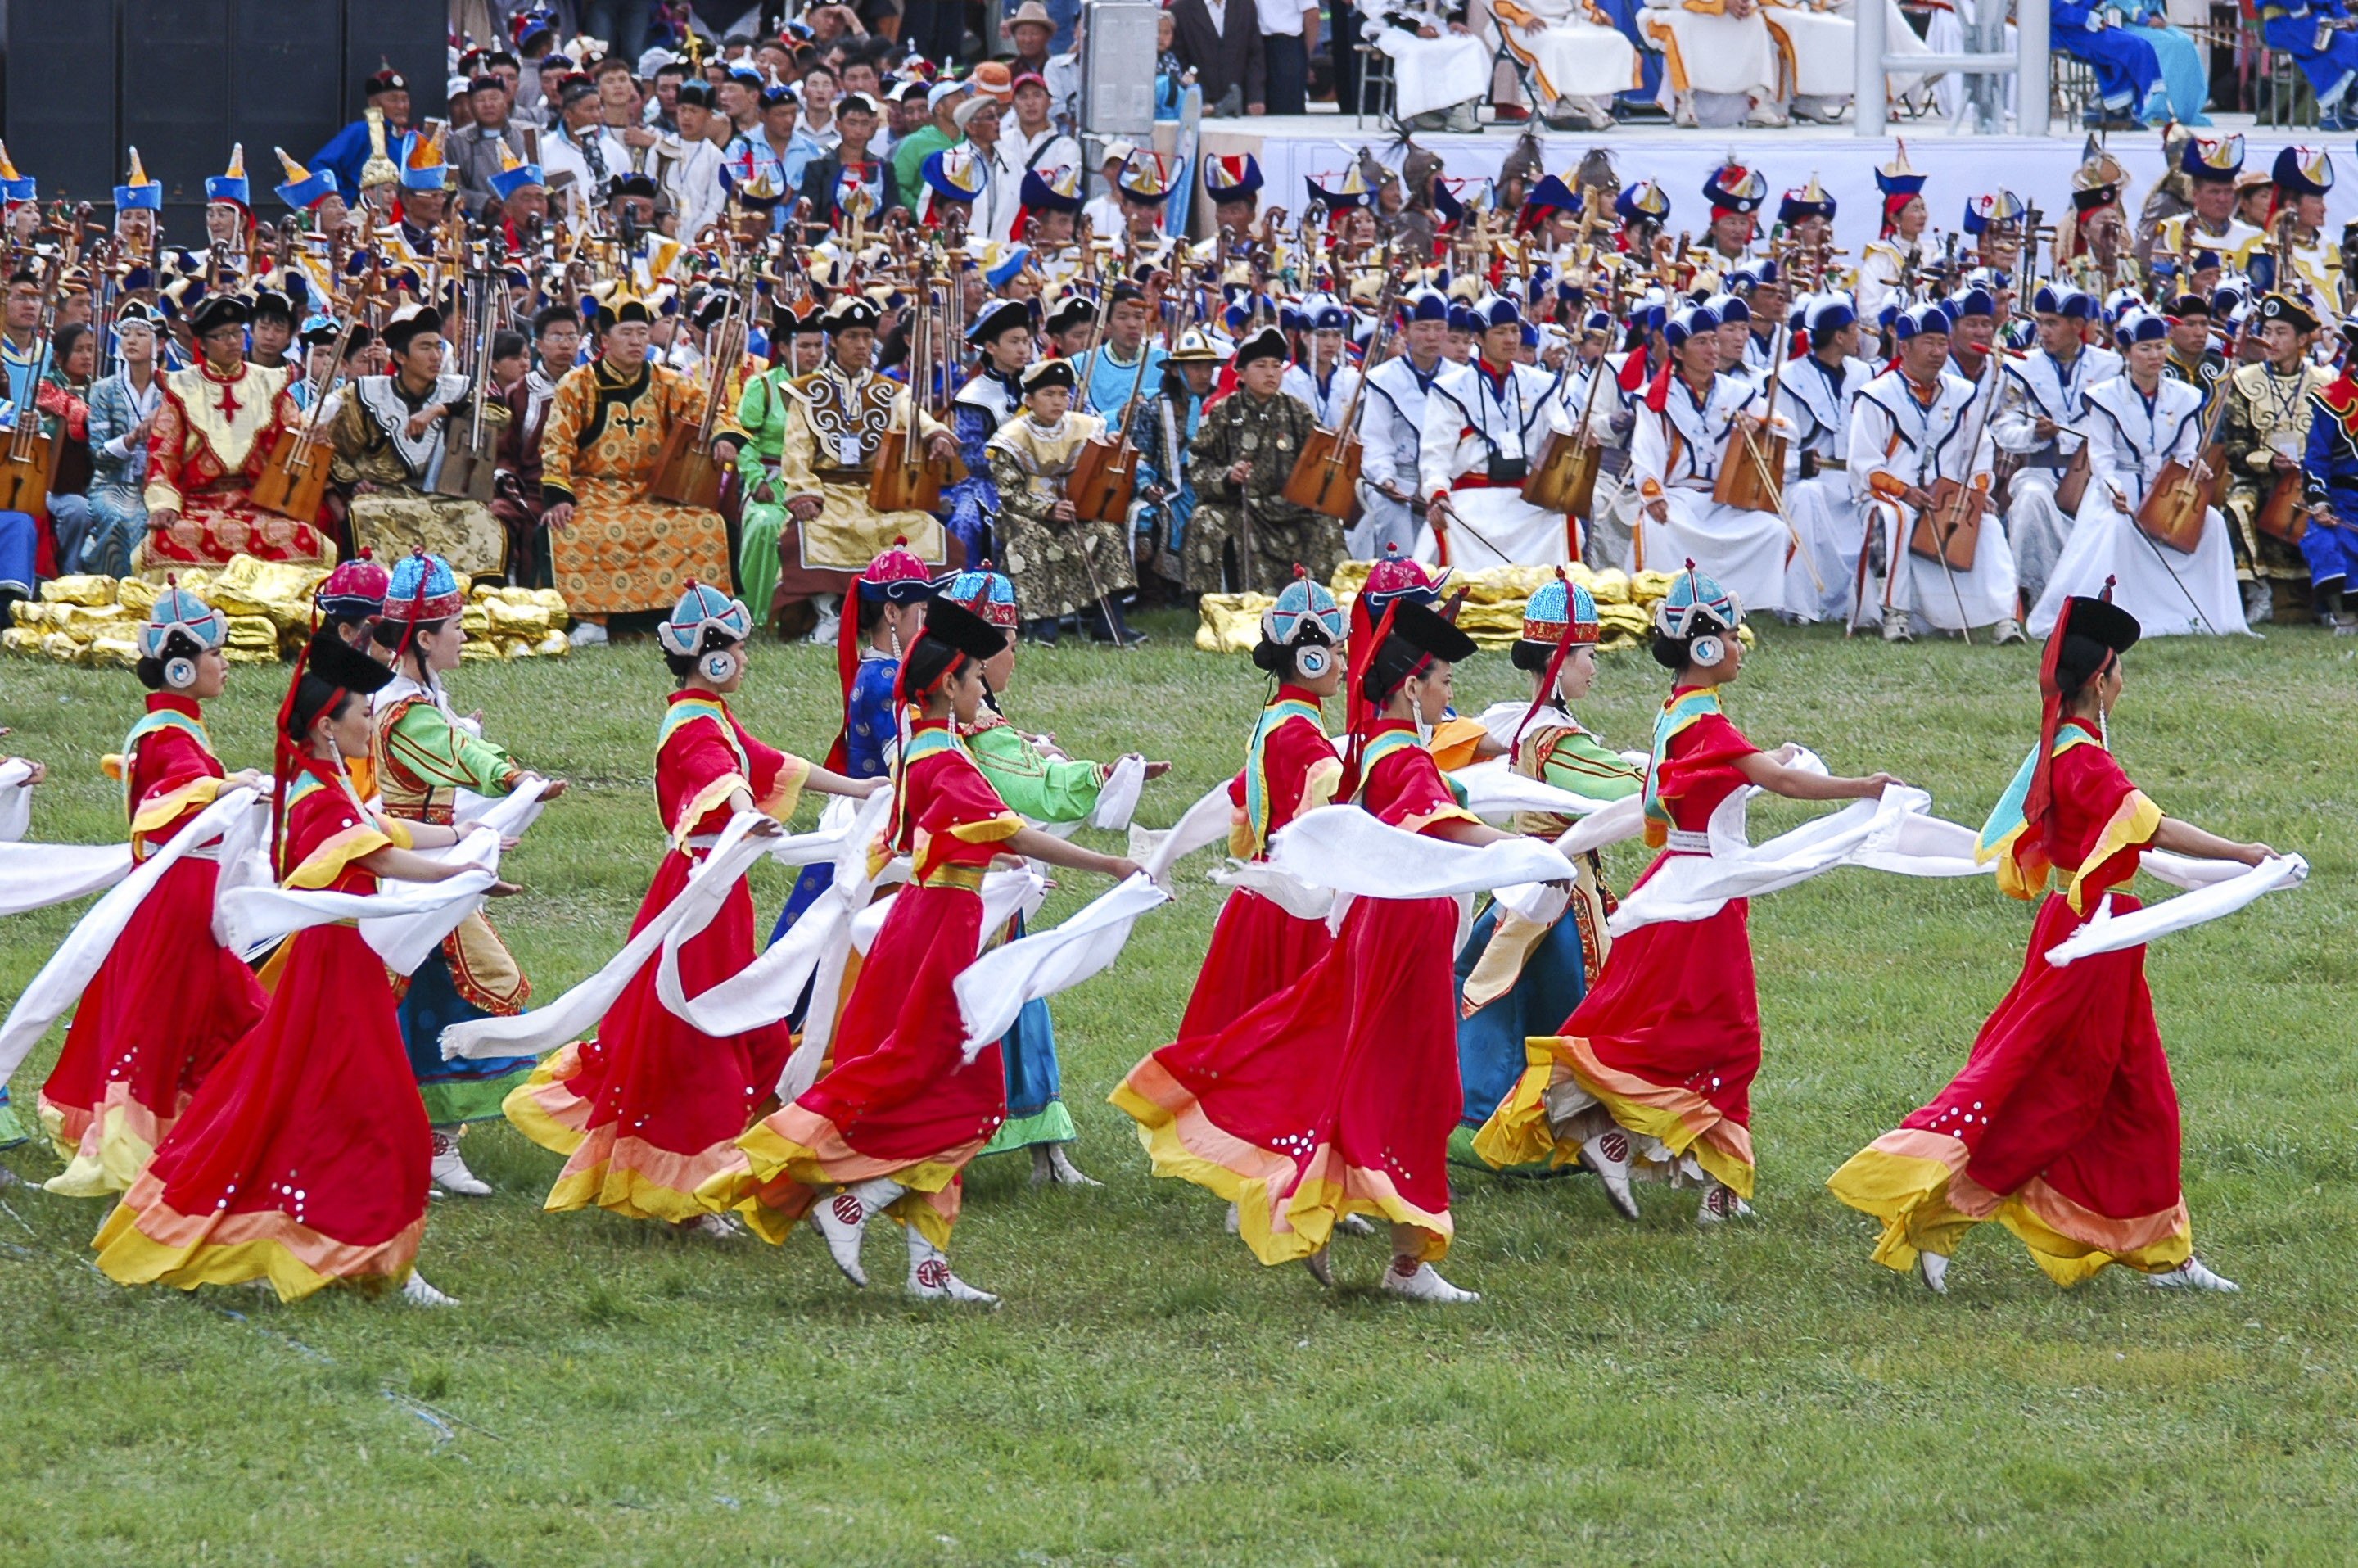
[1856,0,1888,138]
[2017,0,2052,138]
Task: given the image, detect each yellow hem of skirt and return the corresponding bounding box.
[731,1118,966,1249]
[501,1064,590,1158]
[91,1205,413,1304]
[1476,1038,1755,1197]
[1828,1141,2194,1287]
[41,1102,163,1199]
[1110,1081,1451,1267]
[1470,1044,1584,1173]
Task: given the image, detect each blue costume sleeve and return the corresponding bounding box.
[309,120,370,201]
[844,657,901,779]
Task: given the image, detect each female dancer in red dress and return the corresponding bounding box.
[38,585,268,1196]
[732,597,1141,1304]
[1176,572,1346,1041]
[1117,600,1544,1303]
[1475,568,1896,1222]
[93,631,517,1305]
[1828,594,2267,1294]
[507,585,883,1240]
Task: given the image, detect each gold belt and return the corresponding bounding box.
[813,464,874,483]
[919,864,987,892]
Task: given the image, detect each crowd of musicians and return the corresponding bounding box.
[3,28,2358,650]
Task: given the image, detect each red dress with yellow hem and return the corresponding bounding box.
[1114,719,1472,1266]
[1829,719,2192,1286]
[511,690,807,1235]
[731,717,1022,1249]
[1174,685,1343,1041]
[39,695,268,1197]
[92,764,428,1302]
[1474,692,1764,1195]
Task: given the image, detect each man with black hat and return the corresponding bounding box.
[320,303,509,581]
[541,289,748,645]
[2220,290,2334,624]
[761,296,959,640]
[940,297,1036,566]
[989,356,1142,644]
[650,79,729,237]
[1182,324,1338,594]
[309,68,416,204]
[542,74,632,224]
[137,293,326,572]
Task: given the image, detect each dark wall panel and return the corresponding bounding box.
[5,0,117,212]
[2,0,446,230]
[124,0,232,233]
[233,0,346,183]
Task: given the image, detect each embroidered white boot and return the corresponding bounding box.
[1579,1127,1641,1222]
[1031,1143,1101,1187]
[2146,1257,2238,1293]
[400,1272,458,1308]
[1695,1181,1757,1226]
[428,1127,491,1197]
[1918,1251,1951,1295]
[813,1177,898,1286]
[906,1230,1001,1307]
[1380,1255,1479,1304]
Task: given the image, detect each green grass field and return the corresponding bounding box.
[2,613,2352,1566]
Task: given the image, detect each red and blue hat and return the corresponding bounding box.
[942,561,1019,628]
[1204,152,1263,203]
[1520,573,1598,646]
[273,146,340,210]
[2272,144,2333,198]
[1702,162,1765,217]
[315,550,392,621]
[384,551,465,622]
[2180,133,2244,183]
[1653,562,1741,639]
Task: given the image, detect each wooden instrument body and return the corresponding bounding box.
[2133,459,2208,554]
[1711,427,1787,512]
[251,430,332,522]
[650,422,725,510]
[2256,468,2308,545]
[1282,427,1362,516]
[0,441,54,522]
[865,426,968,513]
[1066,435,1136,524]
[1521,427,1599,517]
[1906,476,1985,569]
[434,411,499,503]
[2053,443,2091,514]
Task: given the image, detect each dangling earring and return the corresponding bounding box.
[2098,703,2109,750]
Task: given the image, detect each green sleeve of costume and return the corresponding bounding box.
[386,700,523,794]
[1538,730,1644,802]
[735,373,782,472]
[965,723,1107,824]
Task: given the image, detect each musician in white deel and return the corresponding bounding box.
[1418,294,1577,569]
[2028,309,2248,639]
[1627,299,1791,614]
[1356,287,1451,562]
[1847,302,2020,644]
[1279,295,1362,432]
[1991,282,2121,609]
[1775,293,1873,624]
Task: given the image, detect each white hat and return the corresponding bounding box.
[927,79,968,111]
[1102,138,1137,169]
[638,45,680,77]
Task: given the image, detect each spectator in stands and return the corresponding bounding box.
[452,75,531,217]
[1257,0,1319,115]
[309,70,414,201]
[1171,0,1268,116]
[1007,2,1059,77]
[893,81,971,206]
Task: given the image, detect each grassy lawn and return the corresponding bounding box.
[2,612,2352,1566]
